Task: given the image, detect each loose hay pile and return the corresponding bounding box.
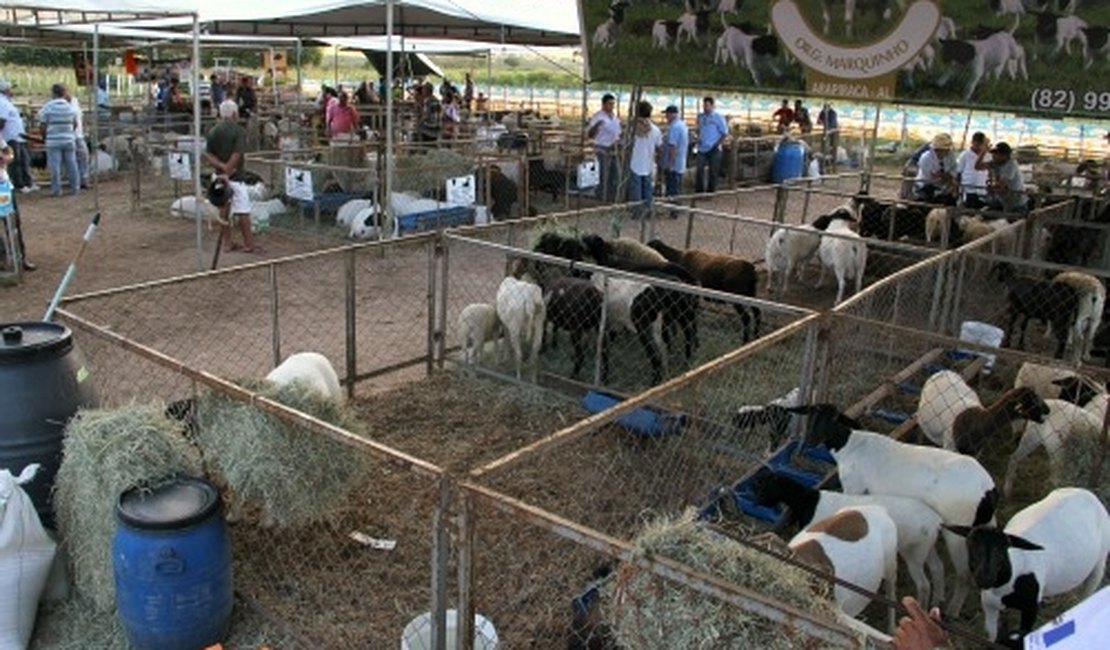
[194,379,367,528]
[605,509,840,650]
[54,404,204,612]
[1048,429,1110,506]
[394,149,472,194]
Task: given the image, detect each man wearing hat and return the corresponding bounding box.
[662,105,688,217]
[914,132,958,204]
[976,140,1027,213]
[0,80,36,193]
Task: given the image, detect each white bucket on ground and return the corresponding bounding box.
[400,609,499,650]
[959,320,1005,374]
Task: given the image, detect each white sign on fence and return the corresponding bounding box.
[285,167,314,202]
[577,160,599,190]
[446,174,476,206]
[168,153,191,181]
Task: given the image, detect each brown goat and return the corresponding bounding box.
[951,386,1050,457]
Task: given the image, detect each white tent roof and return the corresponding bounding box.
[319,36,546,54]
[48,22,299,45]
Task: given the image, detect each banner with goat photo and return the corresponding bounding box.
[580,0,1110,117]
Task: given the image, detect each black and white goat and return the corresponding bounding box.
[1033,11,1089,60]
[592,0,630,48]
[713,19,781,86]
[938,18,1025,101]
[1081,25,1109,69]
[991,263,1080,359]
[764,209,842,294]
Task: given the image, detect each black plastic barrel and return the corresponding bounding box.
[0,322,97,528]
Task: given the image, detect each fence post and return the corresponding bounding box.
[456,489,475,650]
[793,318,821,440]
[801,178,813,223]
[269,263,281,369]
[772,184,788,225]
[430,476,453,650]
[437,237,450,371]
[810,316,834,408]
[948,254,968,337]
[927,255,948,332]
[344,248,357,400]
[594,274,610,387]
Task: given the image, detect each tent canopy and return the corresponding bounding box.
[361,50,443,79]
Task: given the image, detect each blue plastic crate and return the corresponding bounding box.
[395,206,474,234]
[581,390,687,439]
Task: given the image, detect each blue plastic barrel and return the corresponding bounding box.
[772,141,805,183]
[113,476,232,650]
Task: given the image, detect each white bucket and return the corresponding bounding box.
[400,610,499,650]
[959,321,1005,374]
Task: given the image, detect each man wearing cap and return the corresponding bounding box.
[695,96,728,193]
[0,80,36,193]
[913,133,957,205]
[36,83,80,197]
[204,100,258,254]
[976,141,1027,213]
[587,93,621,203]
[662,105,688,217]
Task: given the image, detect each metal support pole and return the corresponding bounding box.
[192,15,204,272]
[295,39,303,98]
[269,264,281,368]
[385,0,395,234]
[427,239,440,376]
[455,490,475,650]
[89,30,100,211]
[593,274,610,386]
[793,319,820,440]
[430,477,452,650]
[345,248,357,399]
[437,239,450,370]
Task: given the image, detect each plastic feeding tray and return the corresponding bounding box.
[581,390,687,439]
[699,441,834,525]
[394,205,474,235]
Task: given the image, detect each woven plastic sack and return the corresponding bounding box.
[0,464,57,650]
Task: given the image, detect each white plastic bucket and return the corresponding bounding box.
[400,610,499,650]
[959,321,1005,374]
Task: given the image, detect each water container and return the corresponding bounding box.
[400,609,499,650]
[958,321,1005,374]
[0,322,97,528]
[772,141,805,183]
[113,476,233,650]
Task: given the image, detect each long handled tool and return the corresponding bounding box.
[43,212,100,322]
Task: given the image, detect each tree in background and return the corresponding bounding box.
[0,47,71,67]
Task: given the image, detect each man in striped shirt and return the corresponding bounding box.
[36,83,80,196]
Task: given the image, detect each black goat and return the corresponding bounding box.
[992,263,1080,358]
[543,276,608,381]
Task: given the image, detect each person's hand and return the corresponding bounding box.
[893,596,949,650]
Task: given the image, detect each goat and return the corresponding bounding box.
[458,303,502,368]
[947,487,1109,643]
[647,239,760,342]
[652,19,681,50]
[992,263,1080,359]
[543,276,607,380]
[924,207,954,244]
[336,198,376,228]
[713,20,781,86]
[817,213,868,306]
[937,19,1024,101]
[1004,393,1105,494]
[1082,25,1109,69]
[592,1,629,48]
[1051,271,1106,364]
[731,386,800,453]
[265,352,344,402]
[856,197,931,241]
[1033,11,1089,60]
[788,403,999,618]
[676,10,712,47]
[756,472,946,608]
[916,370,1049,456]
[496,274,546,382]
[591,273,669,384]
[764,209,841,294]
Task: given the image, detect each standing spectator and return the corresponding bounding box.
[793,100,812,134]
[204,101,258,254]
[914,132,957,204]
[816,103,839,160]
[475,92,489,114]
[628,101,662,219]
[442,90,462,139]
[36,83,80,197]
[488,164,518,220]
[326,91,360,142]
[695,96,727,193]
[63,87,89,189]
[96,78,110,111]
[417,83,442,144]
[355,81,372,105]
[955,131,990,208]
[0,80,36,193]
[977,141,1028,213]
[772,99,794,134]
[210,74,225,115]
[662,105,688,217]
[236,75,257,119]
[586,93,622,203]
[463,73,475,112]
[0,138,34,270]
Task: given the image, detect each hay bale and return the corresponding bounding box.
[394,149,472,194]
[54,404,204,613]
[194,379,366,528]
[1048,429,1110,506]
[604,509,840,650]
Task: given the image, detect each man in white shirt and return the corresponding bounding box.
[587,93,621,203]
[662,105,688,219]
[977,141,1028,214]
[955,131,990,209]
[64,87,89,189]
[0,80,36,193]
[914,132,958,205]
[628,101,662,219]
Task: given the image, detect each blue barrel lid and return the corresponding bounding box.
[117,476,220,530]
[0,321,73,362]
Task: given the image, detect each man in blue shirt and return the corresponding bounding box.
[695,96,727,193]
[662,105,688,218]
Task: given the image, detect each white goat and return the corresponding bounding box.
[496,275,546,382]
[764,209,845,295]
[170,195,220,222]
[948,487,1109,642]
[817,216,868,306]
[916,369,1048,455]
[790,505,899,640]
[348,206,384,240]
[265,352,344,402]
[1052,271,1105,363]
[457,303,502,368]
[792,404,999,618]
[336,198,376,228]
[1004,397,1105,494]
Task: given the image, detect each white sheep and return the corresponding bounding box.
[789,505,899,640]
[946,487,1109,642]
[170,195,220,222]
[817,215,868,306]
[916,369,1049,455]
[245,181,270,202]
[1052,271,1106,363]
[764,224,822,293]
[791,403,999,618]
[757,473,946,607]
[496,275,546,382]
[348,206,384,240]
[924,207,950,244]
[93,149,117,176]
[457,303,502,368]
[265,352,344,402]
[607,237,669,267]
[1013,361,1086,401]
[249,198,286,232]
[336,198,375,228]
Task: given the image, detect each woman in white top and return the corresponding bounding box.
[628,100,661,220]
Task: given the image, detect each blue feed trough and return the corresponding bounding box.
[581,390,687,439]
[699,441,834,525]
[871,408,910,425]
